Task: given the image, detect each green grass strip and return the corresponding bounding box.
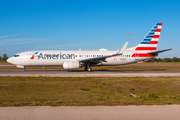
[0,76,180,106]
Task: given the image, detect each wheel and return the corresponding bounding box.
[87,67,92,72]
[22,68,26,71]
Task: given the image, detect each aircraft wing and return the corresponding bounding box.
[79,42,128,64]
[148,48,173,55]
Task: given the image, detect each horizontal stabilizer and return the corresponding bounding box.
[148,48,173,55]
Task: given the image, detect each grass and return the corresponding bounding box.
[0,76,180,106]
[0,62,10,64]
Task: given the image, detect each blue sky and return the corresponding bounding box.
[0,0,180,58]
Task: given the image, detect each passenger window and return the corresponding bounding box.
[79,55,81,57]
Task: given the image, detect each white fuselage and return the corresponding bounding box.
[7,49,149,67]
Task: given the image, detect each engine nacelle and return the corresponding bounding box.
[62,61,80,69]
[16,65,25,68]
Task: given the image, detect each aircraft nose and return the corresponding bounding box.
[7,58,13,64]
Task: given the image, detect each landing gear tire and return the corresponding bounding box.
[85,65,92,72]
[87,67,92,72]
[22,68,26,71]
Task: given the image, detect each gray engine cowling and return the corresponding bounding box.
[62,61,80,69]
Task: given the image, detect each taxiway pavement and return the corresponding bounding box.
[0,69,180,77]
[1,105,180,120]
[0,64,13,66]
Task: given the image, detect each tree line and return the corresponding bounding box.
[145,57,180,62]
[0,54,8,62]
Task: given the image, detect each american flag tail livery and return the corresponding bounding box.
[130,23,163,57]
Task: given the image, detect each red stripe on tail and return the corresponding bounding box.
[135,47,157,51]
[156,29,161,32]
[149,41,158,44]
[153,35,159,38]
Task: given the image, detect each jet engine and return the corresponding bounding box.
[62,61,80,69]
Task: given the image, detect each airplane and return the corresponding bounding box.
[7,23,172,71]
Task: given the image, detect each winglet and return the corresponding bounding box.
[116,42,128,55]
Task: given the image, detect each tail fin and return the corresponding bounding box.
[128,23,162,51]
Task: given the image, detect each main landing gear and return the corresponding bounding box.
[22,68,26,71]
[85,65,92,72]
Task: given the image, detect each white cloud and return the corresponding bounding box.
[0,34,19,39]
[126,31,137,34]
[132,36,137,39]
[126,31,131,34]
[0,38,45,46]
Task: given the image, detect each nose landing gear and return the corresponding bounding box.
[16,65,26,71]
[22,68,26,71]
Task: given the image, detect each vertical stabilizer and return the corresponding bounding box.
[129,23,163,58]
[135,23,162,51]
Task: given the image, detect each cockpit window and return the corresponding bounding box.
[14,55,19,57]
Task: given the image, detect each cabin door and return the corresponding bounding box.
[135,52,139,62]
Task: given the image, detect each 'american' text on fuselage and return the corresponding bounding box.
[38,53,75,59]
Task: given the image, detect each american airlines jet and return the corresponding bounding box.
[7,23,172,71]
